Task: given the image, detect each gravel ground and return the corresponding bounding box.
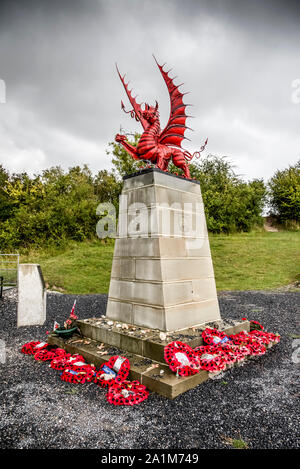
[0,288,299,449]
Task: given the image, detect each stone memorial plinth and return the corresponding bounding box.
[48,169,254,398]
[48,169,252,398]
[106,168,221,331]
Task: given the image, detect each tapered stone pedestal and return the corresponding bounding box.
[106,168,221,331]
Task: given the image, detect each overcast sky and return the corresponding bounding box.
[0,0,299,181]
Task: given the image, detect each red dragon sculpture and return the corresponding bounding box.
[115,56,208,179]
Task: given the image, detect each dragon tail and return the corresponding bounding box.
[183,138,208,163]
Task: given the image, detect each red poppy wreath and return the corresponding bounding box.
[50,352,72,371]
[194,345,227,373]
[216,344,240,367]
[231,330,260,347]
[94,355,130,388]
[60,363,96,384]
[66,354,86,365]
[21,341,48,355]
[202,328,232,346]
[50,352,83,371]
[106,380,149,406]
[164,341,201,376]
[250,330,280,347]
[34,347,67,362]
[247,342,267,357]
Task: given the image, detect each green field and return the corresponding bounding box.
[21,231,300,294]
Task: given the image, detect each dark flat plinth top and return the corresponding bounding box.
[123,167,200,185]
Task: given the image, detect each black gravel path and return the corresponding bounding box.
[0,289,299,449]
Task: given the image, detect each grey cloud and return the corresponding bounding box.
[0,0,299,179]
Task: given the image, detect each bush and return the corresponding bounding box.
[0,165,121,251]
[268,160,300,224]
[0,165,14,222]
[189,155,266,232]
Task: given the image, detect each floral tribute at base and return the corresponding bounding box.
[21,341,48,355]
[20,316,280,404]
[21,343,147,406]
[34,347,66,362]
[164,319,280,377]
[194,345,227,373]
[20,302,147,405]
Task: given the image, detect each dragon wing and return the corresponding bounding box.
[116,64,148,131]
[154,56,191,149]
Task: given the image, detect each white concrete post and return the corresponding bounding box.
[17,264,47,327]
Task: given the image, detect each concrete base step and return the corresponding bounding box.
[47,333,210,399]
[47,318,256,399]
[76,317,250,363]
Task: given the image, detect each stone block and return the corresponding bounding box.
[164,299,221,331]
[108,279,164,306]
[123,204,207,238]
[157,237,210,258]
[17,264,46,327]
[110,281,196,308]
[141,366,209,399]
[123,169,201,195]
[133,304,166,330]
[184,237,211,257]
[123,185,156,206]
[155,185,203,206]
[135,258,215,282]
[192,278,219,302]
[106,299,133,324]
[113,238,160,257]
[110,258,135,279]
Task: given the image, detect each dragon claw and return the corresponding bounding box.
[115,134,127,143]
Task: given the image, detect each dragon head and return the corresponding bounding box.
[141,101,159,124]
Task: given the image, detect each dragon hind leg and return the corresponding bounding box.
[156,147,171,172]
[172,150,191,179]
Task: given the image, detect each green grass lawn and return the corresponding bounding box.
[210,231,299,290]
[21,231,300,294]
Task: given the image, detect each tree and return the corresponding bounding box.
[108,133,149,178]
[94,170,122,204]
[189,155,266,232]
[268,160,300,223]
[0,165,13,222]
[0,165,101,249]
